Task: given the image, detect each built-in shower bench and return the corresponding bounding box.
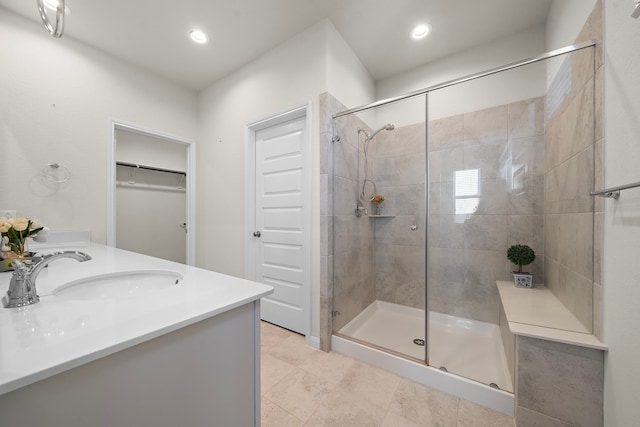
[496,280,606,350]
[496,280,607,427]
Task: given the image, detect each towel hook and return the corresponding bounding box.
[41,162,71,183]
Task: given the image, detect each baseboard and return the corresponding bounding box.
[306,335,320,350]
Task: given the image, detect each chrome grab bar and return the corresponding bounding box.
[590,181,640,200]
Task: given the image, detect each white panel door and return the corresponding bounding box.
[254,115,308,334]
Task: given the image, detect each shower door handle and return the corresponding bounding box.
[253,231,261,238]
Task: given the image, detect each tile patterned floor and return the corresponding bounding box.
[261,321,516,427]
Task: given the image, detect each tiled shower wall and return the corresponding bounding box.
[370,124,426,309]
[327,98,377,333]
[427,98,546,324]
[544,20,600,333]
[515,4,604,426]
[319,92,335,350]
[329,94,546,327]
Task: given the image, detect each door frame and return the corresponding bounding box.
[244,102,312,344]
[107,120,197,266]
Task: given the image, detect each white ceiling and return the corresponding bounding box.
[0,0,552,91]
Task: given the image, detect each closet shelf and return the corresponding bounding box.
[116,161,186,176]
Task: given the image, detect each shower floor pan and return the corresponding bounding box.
[337,300,513,393]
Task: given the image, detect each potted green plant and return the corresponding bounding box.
[507,244,536,288]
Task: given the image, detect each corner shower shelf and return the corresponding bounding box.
[368,215,395,218]
[496,281,607,350]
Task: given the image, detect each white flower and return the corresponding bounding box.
[30,219,43,230]
[0,217,10,233]
[8,217,29,232]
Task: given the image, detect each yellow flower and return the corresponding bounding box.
[9,217,29,232]
[0,217,10,233]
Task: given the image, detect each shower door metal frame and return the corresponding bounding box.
[333,40,597,119]
[423,92,430,364]
[331,39,599,366]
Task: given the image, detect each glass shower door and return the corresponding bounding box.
[426,47,596,392]
[331,96,427,362]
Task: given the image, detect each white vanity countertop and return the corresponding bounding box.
[0,243,273,396]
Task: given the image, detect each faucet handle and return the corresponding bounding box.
[10,259,30,277]
[3,260,40,308]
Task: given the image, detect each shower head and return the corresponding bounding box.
[368,123,395,141]
[357,123,395,142]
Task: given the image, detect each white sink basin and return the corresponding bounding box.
[53,270,182,301]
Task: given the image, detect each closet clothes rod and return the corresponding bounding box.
[116,161,186,176]
[590,181,640,199]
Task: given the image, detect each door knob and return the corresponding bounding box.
[253,231,261,237]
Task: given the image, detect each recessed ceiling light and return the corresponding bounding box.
[43,0,71,15]
[409,24,431,40]
[189,30,209,44]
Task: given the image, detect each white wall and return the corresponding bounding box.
[374,26,547,124]
[197,19,374,338]
[0,9,198,243]
[115,169,187,263]
[325,21,376,110]
[603,1,640,424]
[197,20,326,276]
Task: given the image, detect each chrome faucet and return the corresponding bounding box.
[2,251,92,308]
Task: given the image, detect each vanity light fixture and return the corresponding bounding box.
[189,30,209,44]
[409,23,431,40]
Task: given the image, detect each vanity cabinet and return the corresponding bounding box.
[0,301,262,426]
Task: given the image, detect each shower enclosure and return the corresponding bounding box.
[328,42,598,398]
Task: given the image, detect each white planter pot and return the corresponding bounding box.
[513,272,533,288]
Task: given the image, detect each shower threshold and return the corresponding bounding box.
[334,300,514,415]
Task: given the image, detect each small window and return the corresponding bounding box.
[455,169,480,216]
